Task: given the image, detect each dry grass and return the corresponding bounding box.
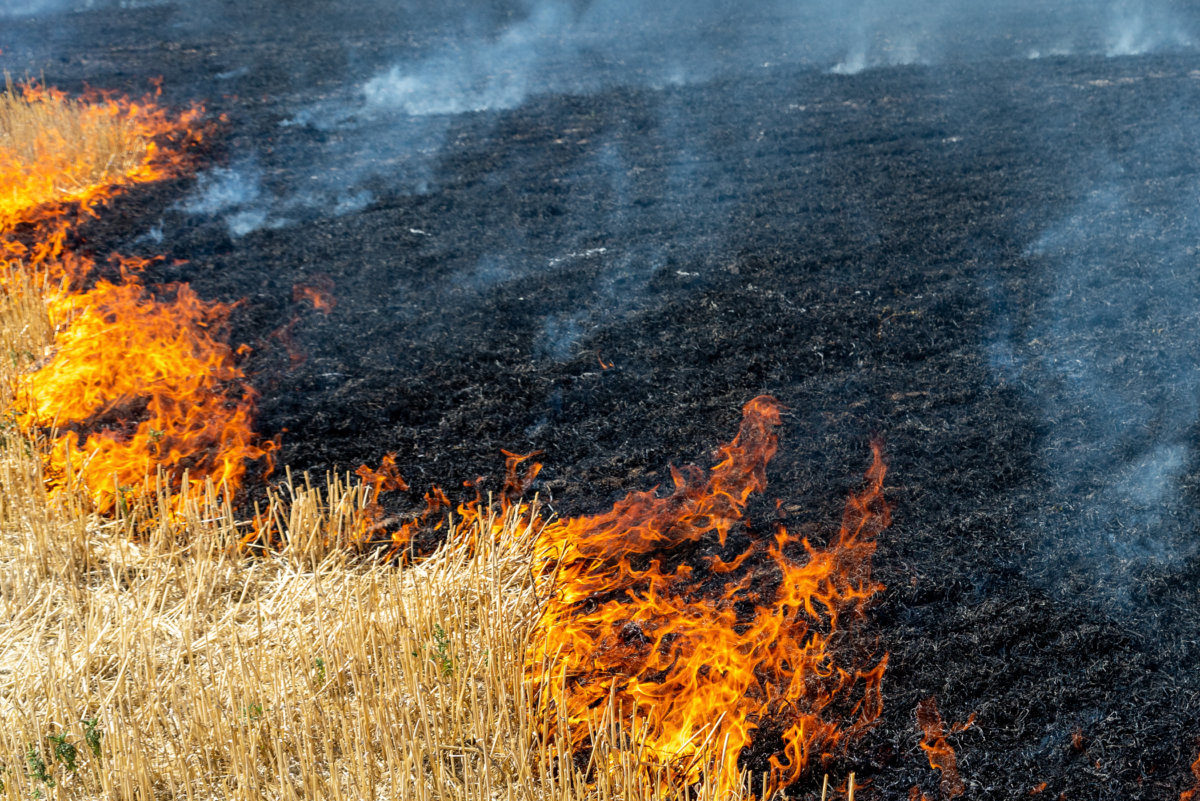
[0,79,155,218]
[0,80,789,801]
[0,275,773,801]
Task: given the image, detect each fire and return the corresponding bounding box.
[0,81,270,514]
[347,449,540,561]
[1183,750,1200,801]
[0,81,203,231]
[915,696,974,799]
[293,276,336,314]
[527,396,889,793]
[19,279,270,514]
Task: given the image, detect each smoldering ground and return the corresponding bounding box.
[4,2,1200,797]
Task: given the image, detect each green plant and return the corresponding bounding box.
[411,625,454,677]
[83,717,102,758]
[241,703,264,724]
[432,624,453,677]
[115,486,136,516]
[48,732,78,772]
[313,657,326,686]
[26,744,53,788]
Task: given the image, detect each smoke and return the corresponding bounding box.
[1105,0,1193,56]
[180,163,273,237]
[36,0,1155,237]
[362,2,575,116]
[0,0,162,15]
[830,0,943,75]
[988,159,1200,604]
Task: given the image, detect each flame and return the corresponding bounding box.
[1,82,270,514]
[341,397,887,792]
[1183,750,1200,801]
[348,449,541,561]
[19,279,271,514]
[0,81,204,232]
[915,697,974,799]
[293,276,336,314]
[527,395,889,794]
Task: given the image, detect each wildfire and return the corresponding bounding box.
[527,396,889,794]
[914,696,974,799]
[0,81,202,231]
[0,81,271,514]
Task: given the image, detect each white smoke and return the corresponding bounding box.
[988,174,1200,602]
[363,3,572,116]
[1106,0,1192,56]
[179,163,285,237]
[831,1,936,75]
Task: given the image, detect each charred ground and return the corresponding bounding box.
[6,2,1200,798]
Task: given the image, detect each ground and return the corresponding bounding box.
[4,1,1200,797]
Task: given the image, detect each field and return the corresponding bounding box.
[4,1,1200,799]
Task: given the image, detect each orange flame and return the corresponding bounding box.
[527,395,889,793]
[293,276,336,314]
[1183,750,1200,801]
[20,279,271,514]
[340,397,887,792]
[1,82,271,514]
[0,82,204,232]
[915,697,974,799]
[348,448,541,561]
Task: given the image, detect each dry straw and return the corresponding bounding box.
[0,82,846,800]
[0,222,767,801]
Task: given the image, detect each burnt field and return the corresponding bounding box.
[6,1,1200,798]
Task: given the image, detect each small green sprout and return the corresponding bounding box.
[83,717,102,758]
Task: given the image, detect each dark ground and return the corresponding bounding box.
[5,1,1200,798]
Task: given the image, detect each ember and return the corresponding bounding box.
[1183,751,1200,801]
[915,696,974,799]
[527,396,889,793]
[293,276,336,314]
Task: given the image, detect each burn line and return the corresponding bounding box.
[1,81,274,515]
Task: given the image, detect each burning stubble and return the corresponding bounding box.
[5,3,1200,798]
[1,108,898,792]
[0,82,274,515]
[527,397,890,794]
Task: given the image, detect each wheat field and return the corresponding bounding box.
[0,411,767,799]
[0,82,807,801]
[0,221,766,801]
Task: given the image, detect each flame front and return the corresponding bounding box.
[1,82,271,514]
[0,82,202,229]
[527,396,889,793]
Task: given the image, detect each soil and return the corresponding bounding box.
[5,2,1200,798]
